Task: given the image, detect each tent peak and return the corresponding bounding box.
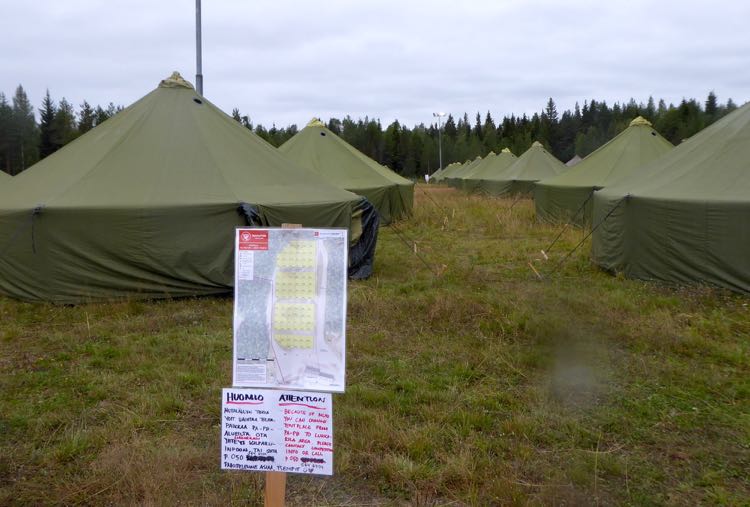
[629,116,652,127]
[306,118,326,128]
[158,71,194,90]
[501,148,513,154]
[532,141,543,148]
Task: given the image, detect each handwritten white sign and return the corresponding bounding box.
[220,388,333,475]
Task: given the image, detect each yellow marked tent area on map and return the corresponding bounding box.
[232,228,348,392]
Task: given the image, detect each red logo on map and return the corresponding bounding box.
[239,230,268,250]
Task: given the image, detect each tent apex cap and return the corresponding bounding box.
[629,116,652,127]
[159,71,195,90]
[307,118,327,128]
[532,141,543,147]
[501,147,513,154]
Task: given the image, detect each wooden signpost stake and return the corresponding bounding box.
[264,471,287,507]
[262,223,301,507]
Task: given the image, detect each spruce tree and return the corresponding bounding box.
[39,90,57,158]
[78,101,95,134]
[383,120,403,173]
[443,114,457,140]
[52,98,77,148]
[10,85,38,174]
[327,118,342,135]
[0,93,12,174]
[473,112,483,140]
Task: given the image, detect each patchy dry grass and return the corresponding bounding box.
[1,184,748,506]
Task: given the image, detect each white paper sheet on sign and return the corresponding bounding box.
[232,228,348,392]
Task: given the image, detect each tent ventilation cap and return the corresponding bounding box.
[159,72,195,90]
[531,141,543,147]
[629,116,652,127]
[501,148,513,154]
[307,118,327,128]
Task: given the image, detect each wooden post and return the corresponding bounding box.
[263,223,300,507]
[264,471,287,507]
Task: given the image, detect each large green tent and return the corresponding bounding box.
[471,142,562,196]
[565,154,582,167]
[592,101,750,293]
[434,160,469,183]
[279,119,413,224]
[535,117,673,225]
[455,152,497,191]
[430,162,458,182]
[461,148,517,192]
[0,73,377,303]
[444,156,483,187]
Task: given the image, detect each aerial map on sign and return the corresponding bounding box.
[233,228,347,392]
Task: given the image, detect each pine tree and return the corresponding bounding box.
[93,105,109,126]
[0,93,12,174]
[10,85,39,174]
[461,113,471,139]
[327,118,342,135]
[473,112,483,140]
[645,96,656,120]
[657,99,668,117]
[704,91,720,125]
[443,114,457,140]
[383,120,403,172]
[544,97,558,123]
[52,98,77,148]
[482,111,497,151]
[705,91,718,117]
[39,90,57,158]
[78,100,95,134]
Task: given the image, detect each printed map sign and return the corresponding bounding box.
[233,228,348,392]
[221,388,333,475]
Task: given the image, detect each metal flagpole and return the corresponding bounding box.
[196,0,203,95]
[433,112,446,171]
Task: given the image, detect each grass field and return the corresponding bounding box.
[1,184,748,506]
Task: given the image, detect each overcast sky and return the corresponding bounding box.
[2,0,749,128]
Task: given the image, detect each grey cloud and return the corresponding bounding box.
[1,0,748,129]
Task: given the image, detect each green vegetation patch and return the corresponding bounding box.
[1,186,748,505]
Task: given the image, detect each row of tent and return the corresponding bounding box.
[431,108,750,294]
[0,72,414,303]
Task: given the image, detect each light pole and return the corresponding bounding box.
[195,0,203,95]
[433,112,446,173]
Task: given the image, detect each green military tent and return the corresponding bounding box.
[279,119,413,224]
[471,142,564,196]
[444,156,484,187]
[430,162,458,182]
[535,117,673,225]
[434,160,469,183]
[461,148,517,192]
[592,101,750,293]
[0,72,378,303]
[565,154,582,167]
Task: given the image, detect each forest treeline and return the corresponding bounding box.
[0,85,738,178]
